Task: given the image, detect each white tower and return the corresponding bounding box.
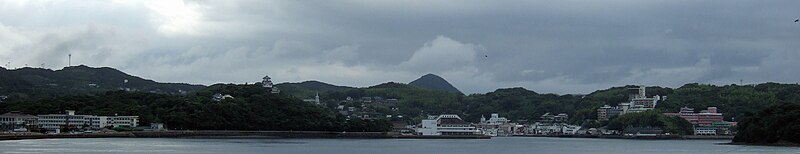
[314,93,320,104]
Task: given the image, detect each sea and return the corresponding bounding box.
[1,137,798,154]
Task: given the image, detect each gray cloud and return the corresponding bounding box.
[2,0,800,94]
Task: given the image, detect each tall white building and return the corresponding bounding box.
[37,110,139,130]
[619,86,663,114]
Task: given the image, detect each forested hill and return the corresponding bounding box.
[0,65,205,99]
[275,81,357,99]
[409,74,463,94]
[0,84,390,131]
[288,81,800,125]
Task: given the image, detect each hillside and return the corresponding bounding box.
[0,84,390,131]
[0,65,205,99]
[275,81,356,99]
[409,74,463,94]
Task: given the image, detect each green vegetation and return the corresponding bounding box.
[0,65,204,100]
[408,74,463,94]
[0,84,391,132]
[733,102,800,144]
[607,110,694,135]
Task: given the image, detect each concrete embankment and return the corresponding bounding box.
[0,132,133,141]
[1,131,490,140]
[131,131,390,139]
[513,134,733,140]
[681,135,734,140]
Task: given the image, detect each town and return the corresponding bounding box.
[1,82,735,139]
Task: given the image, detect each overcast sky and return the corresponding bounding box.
[2,0,799,94]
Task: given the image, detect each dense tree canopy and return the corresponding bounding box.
[0,84,391,132]
[733,102,800,144]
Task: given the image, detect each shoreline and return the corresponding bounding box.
[512,134,734,140]
[727,141,800,147]
[0,131,490,141]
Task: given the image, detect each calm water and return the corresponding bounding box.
[1,137,798,154]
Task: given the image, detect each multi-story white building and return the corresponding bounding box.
[417,114,481,136]
[598,86,666,120]
[478,113,521,136]
[37,110,138,130]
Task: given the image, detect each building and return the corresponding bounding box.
[528,113,581,135]
[37,110,139,131]
[538,113,568,123]
[146,123,166,131]
[597,105,623,121]
[664,107,724,126]
[478,113,519,136]
[694,126,717,135]
[212,93,234,102]
[416,114,480,136]
[0,111,38,131]
[302,93,321,104]
[597,86,664,120]
[262,75,280,93]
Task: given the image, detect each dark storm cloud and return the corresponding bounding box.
[2,0,800,94]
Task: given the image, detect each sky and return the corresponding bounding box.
[1,0,800,94]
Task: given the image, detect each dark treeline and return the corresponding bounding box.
[0,84,391,132]
[733,102,800,144]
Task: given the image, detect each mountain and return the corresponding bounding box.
[0,65,205,99]
[409,74,463,94]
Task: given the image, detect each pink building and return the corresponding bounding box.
[664,107,724,126]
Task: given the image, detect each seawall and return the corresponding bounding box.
[1,131,490,141]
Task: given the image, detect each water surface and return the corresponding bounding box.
[1,137,798,154]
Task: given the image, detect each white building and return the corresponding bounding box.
[37,110,139,131]
[615,86,665,115]
[478,113,518,136]
[417,114,481,136]
[303,93,321,104]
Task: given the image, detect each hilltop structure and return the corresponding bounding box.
[597,86,665,121]
[262,75,280,93]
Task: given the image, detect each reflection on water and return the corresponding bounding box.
[1,137,799,154]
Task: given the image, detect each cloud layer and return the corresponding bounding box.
[2,0,800,94]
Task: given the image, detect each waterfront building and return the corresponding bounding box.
[146,123,166,131]
[416,114,480,136]
[0,111,38,131]
[527,113,581,135]
[694,126,717,135]
[37,110,139,131]
[478,113,518,136]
